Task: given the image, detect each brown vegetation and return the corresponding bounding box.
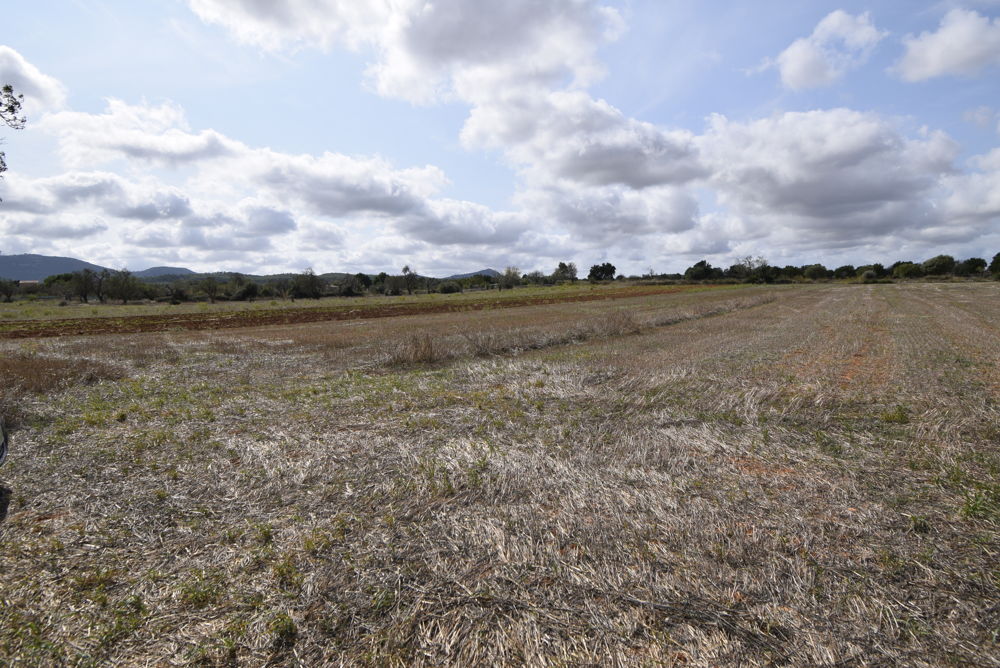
[0,283,997,665]
[0,284,700,339]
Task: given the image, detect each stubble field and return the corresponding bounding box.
[1,282,998,666]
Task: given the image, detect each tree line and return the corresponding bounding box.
[675,253,999,284]
[0,253,997,305]
[0,262,567,304]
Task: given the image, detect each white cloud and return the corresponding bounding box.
[771,10,887,89]
[462,89,705,189]
[518,182,698,244]
[896,9,1000,81]
[7,96,539,272]
[187,0,622,105]
[39,99,240,167]
[249,149,447,217]
[0,171,192,220]
[0,45,67,113]
[701,109,958,243]
[943,147,1000,223]
[396,199,527,246]
[186,0,388,52]
[7,3,996,274]
[963,105,996,127]
[6,217,107,240]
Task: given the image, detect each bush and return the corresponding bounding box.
[600,309,642,336]
[803,264,830,280]
[391,333,438,364]
[438,281,462,294]
[893,262,924,279]
[922,254,956,276]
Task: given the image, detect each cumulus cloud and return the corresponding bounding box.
[371,0,622,103]
[0,171,193,221]
[943,147,1000,223]
[8,2,993,274]
[184,1,706,247]
[186,0,388,52]
[39,99,240,167]
[0,45,67,113]
[187,0,622,104]
[395,199,527,246]
[701,109,958,242]
[769,10,886,89]
[6,217,107,240]
[251,150,447,217]
[896,9,1000,81]
[463,90,705,189]
[518,183,698,244]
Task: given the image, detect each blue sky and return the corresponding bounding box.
[1,0,999,275]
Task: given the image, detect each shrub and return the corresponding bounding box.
[392,333,438,364]
[892,262,923,279]
[438,281,462,294]
[922,255,956,276]
[803,264,830,280]
[600,309,643,336]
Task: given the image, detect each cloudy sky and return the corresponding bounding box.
[1,1,999,276]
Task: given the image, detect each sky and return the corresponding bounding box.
[1,0,999,276]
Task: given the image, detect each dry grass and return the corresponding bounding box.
[0,350,123,428]
[0,283,998,666]
[388,294,776,366]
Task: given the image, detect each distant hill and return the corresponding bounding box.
[445,268,501,280]
[0,253,506,283]
[0,253,109,281]
[134,266,195,278]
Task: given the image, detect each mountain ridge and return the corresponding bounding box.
[0,253,505,282]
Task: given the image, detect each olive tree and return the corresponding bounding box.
[0,85,26,189]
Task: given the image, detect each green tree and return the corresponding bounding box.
[990,252,1000,278]
[71,269,97,303]
[954,257,986,277]
[587,262,616,282]
[272,277,294,300]
[855,263,887,278]
[401,265,418,295]
[293,268,323,299]
[523,270,547,284]
[833,265,856,279]
[803,264,830,280]
[106,269,142,304]
[684,260,719,281]
[551,262,578,282]
[892,262,924,279]
[498,266,521,290]
[165,281,189,303]
[384,275,406,295]
[0,278,16,302]
[921,254,956,276]
[0,85,26,191]
[200,276,221,303]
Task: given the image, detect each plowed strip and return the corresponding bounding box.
[0,285,702,339]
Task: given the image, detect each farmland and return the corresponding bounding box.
[0,282,998,666]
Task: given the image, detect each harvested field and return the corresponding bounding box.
[0,284,713,339]
[1,282,998,666]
